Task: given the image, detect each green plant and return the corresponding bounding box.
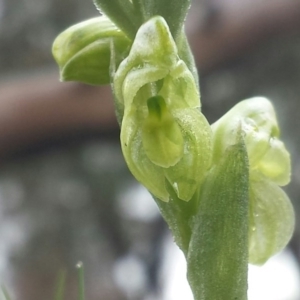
[52,1,295,299]
[53,263,85,300]
[1,285,12,300]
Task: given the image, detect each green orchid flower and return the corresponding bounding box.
[211,97,294,264]
[114,16,212,202]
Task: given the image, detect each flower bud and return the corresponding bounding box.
[52,16,131,85]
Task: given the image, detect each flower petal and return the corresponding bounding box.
[248,172,295,265]
[121,111,169,201]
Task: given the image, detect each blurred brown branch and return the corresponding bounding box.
[0,75,117,156]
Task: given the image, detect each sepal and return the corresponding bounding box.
[113,16,200,120]
[121,111,169,202]
[248,172,295,265]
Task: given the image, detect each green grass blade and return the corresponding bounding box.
[54,270,67,300]
[1,285,12,300]
[76,262,85,300]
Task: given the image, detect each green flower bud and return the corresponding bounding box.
[249,172,295,265]
[211,97,290,185]
[52,16,131,85]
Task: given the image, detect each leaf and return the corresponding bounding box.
[142,0,192,40]
[93,0,139,39]
[187,135,249,300]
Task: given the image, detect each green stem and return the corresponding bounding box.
[76,262,85,300]
[54,270,66,300]
[132,0,146,23]
[154,183,200,256]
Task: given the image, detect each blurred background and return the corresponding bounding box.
[1,0,300,299]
